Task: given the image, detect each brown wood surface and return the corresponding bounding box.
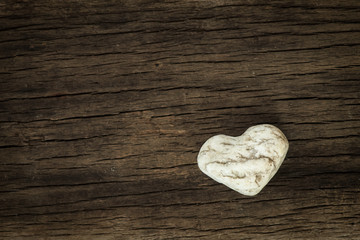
[1,1,360,239]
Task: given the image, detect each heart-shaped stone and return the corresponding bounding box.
[197,124,289,196]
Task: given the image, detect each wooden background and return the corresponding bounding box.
[1,0,360,239]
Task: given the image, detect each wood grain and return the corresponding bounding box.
[0,0,359,239]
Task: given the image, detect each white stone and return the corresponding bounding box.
[197,124,289,196]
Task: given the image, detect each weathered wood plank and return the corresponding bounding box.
[0,0,359,239]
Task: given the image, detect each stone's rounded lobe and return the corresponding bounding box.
[197,124,289,196]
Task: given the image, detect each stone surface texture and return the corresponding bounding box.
[197,124,289,196]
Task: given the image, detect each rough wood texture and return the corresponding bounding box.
[1,1,359,239]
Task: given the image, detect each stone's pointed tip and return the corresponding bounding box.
[197,124,289,197]
[243,192,259,197]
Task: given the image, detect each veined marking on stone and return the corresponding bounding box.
[197,124,289,196]
[220,142,235,146]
